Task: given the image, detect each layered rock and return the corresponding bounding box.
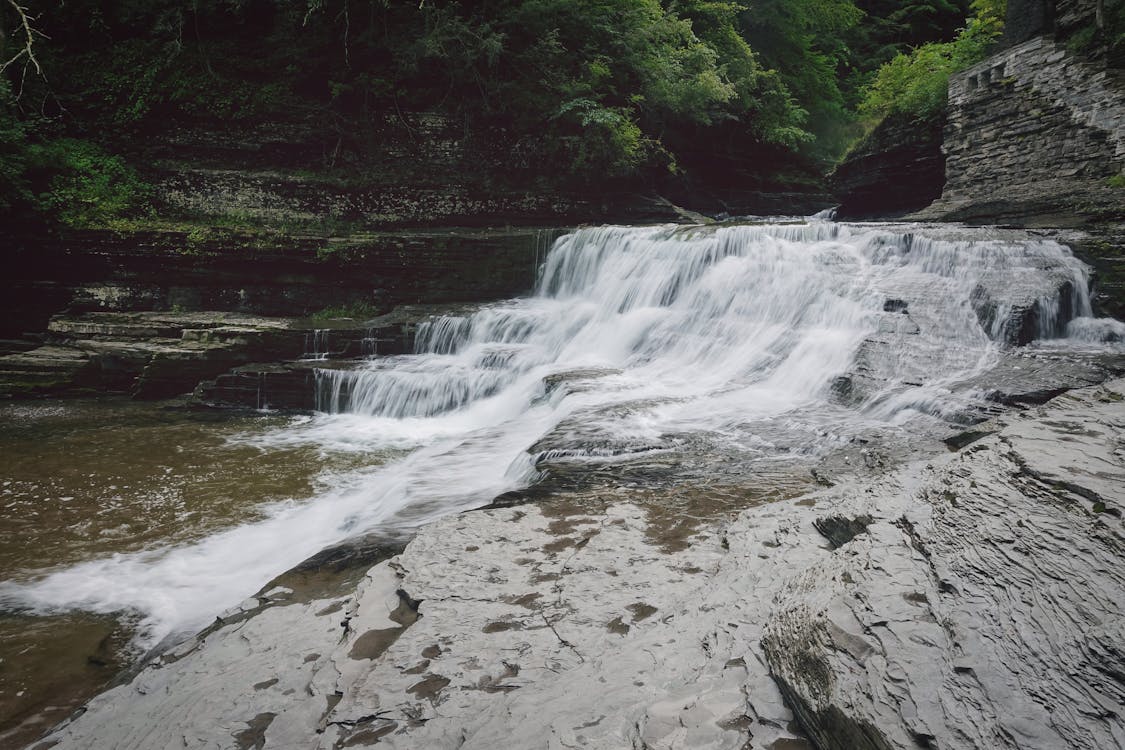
[193,305,472,410]
[764,380,1125,750]
[915,35,1124,225]
[2,227,553,328]
[831,113,946,220]
[0,227,555,398]
[141,112,661,228]
[0,312,306,399]
[34,378,1125,750]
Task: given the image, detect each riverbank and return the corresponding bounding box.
[28,375,1125,750]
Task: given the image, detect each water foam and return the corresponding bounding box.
[0,221,1107,647]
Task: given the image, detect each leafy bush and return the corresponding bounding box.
[858,0,1005,121]
[25,139,152,227]
[394,0,811,175]
[0,80,31,212]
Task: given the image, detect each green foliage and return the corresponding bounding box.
[16,0,823,181]
[858,42,962,120]
[2,0,1026,211]
[391,0,809,174]
[740,0,864,159]
[834,0,973,159]
[24,139,152,227]
[858,0,1005,121]
[310,301,381,321]
[0,80,31,211]
[552,100,648,176]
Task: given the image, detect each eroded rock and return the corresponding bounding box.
[764,379,1125,750]
[34,380,1125,750]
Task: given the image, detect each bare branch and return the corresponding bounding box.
[2,0,46,80]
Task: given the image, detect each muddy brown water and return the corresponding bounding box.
[0,397,391,748]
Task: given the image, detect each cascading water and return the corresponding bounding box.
[302,329,332,360]
[315,223,1093,426]
[360,328,379,356]
[0,221,1111,650]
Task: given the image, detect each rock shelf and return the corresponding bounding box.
[34,379,1125,750]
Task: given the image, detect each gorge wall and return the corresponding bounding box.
[832,0,1125,316]
[129,107,832,231]
[829,113,946,220]
[919,33,1123,224]
[142,112,683,229]
[836,0,1123,227]
[0,227,558,399]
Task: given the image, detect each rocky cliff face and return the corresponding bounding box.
[134,110,829,229]
[834,1,1122,229]
[917,35,1124,225]
[143,112,676,229]
[830,113,946,220]
[0,227,556,399]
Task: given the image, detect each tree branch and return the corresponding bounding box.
[2,0,45,81]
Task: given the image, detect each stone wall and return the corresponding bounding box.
[917,35,1124,224]
[144,112,682,228]
[0,227,558,340]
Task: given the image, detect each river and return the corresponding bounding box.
[2,220,1122,745]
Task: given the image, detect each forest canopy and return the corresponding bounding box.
[1,0,1001,226]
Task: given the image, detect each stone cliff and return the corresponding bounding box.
[836,0,1123,228]
[829,113,945,220]
[140,112,686,230]
[918,33,1123,225]
[0,227,557,399]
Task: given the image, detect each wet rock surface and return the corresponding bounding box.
[33,379,1125,750]
[192,304,479,410]
[764,379,1125,750]
[0,301,497,403]
[0,225,557,398]
[0,311,306,400]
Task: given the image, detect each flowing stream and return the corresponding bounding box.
[1,220,1118,658]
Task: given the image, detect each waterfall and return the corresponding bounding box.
[360,328,379,356]
[315,223,1093,421]
[301,329,332,360]
[2,221,1107,650]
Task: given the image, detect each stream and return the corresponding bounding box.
[2,220,1123,744]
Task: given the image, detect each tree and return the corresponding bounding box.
[1,0,44,94]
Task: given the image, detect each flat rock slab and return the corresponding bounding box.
[765,379,1125,750]
[34,381,1125,750]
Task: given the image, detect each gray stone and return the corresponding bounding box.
[764,378,1125,750]
[35,380,1125,750]
[916,35,1124,226]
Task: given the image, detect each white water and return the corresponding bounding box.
[0,221,1107,647]
[301,329,332,360]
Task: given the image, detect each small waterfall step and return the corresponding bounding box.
[195,362,323,411]
[195,304,486,411]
